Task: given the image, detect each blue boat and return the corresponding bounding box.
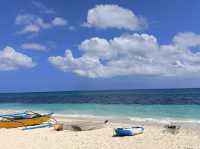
[114,127,144,136]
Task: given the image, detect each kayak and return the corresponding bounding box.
[22,123,52,130]
[114,127,144,136]
[0,111,53,128]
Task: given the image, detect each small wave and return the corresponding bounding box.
[54,113,113,119]
[129,117,200,124]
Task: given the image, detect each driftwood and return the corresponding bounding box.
[163,124,181,134]
[58,120,108,131]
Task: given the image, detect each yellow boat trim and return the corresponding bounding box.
[0,114,52,128]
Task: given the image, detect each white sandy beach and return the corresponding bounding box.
[0,116,200,149]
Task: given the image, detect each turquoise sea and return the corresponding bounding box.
[1,89,200,123]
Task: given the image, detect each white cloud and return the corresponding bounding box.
[48,32,200,78]
[68,26,75,31]
[17,24,41,34]
[32,1,56,14]
[15,14,36,25]
[83,4,147,31]
[52,17,68,26]
[21,43,48,51]
[173,32,200,48]
[15,14,67,34]
[0,46,35,71]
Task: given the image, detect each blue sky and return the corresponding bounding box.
[1,0,200,92]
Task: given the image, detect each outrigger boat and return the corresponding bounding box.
[0,111,53,128]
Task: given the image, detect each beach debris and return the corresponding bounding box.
[71,125,82,131]
[54,123,64,131]
[104,120,109,124]
[163,124,181,134]
[54,120,107,131]
[70,121,106,131]
[114,127,144,137]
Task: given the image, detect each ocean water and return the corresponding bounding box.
[1,89,200,124]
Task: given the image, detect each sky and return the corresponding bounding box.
[1,0,200,92]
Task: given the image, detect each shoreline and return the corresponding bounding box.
[0,110,200,148]
[1,109,200,127]
[0,116,200,149]
[55,115,200,129]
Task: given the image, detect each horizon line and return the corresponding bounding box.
[0,87,199,94]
